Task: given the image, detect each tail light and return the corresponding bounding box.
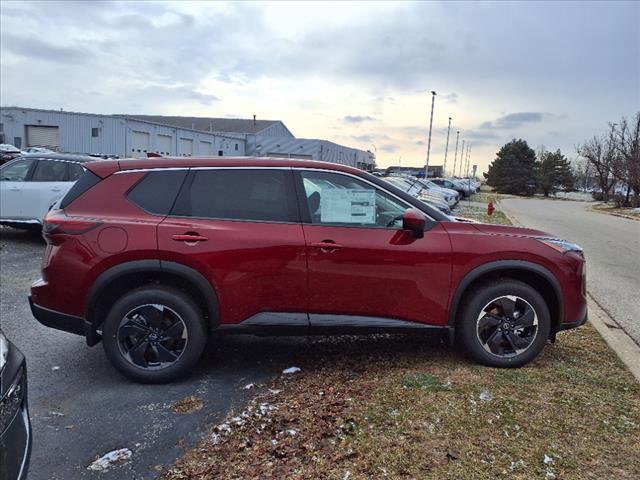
[42,211,102,237]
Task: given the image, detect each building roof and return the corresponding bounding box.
[117,115,283,135]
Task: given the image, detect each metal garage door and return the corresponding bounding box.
[157,134,172,155]
[179,138,193,156]
[199,141,212,156]
[131,131,150,157]
[26,125,59,150]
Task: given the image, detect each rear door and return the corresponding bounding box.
[0,158,35,218]
[21,159,70,221]
[157,167,308,326]
[296,169,452,327]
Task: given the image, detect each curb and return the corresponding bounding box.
[587,295,640,382]
[591,207,640,222]
[498,199,640,383]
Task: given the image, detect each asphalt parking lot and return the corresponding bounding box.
[0,227,305,479]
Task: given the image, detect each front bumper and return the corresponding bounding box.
[28,296,100,346]
[0,344,32,480]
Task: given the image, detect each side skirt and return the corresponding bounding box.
[215,312,453,341]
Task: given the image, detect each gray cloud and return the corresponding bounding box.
[443,92,458,104]
[415,140,426,145]
[380,144,399,153]
[343,115,375,124]
[352,134,372,142]
[480,112,551,130]
[2,33,88,63]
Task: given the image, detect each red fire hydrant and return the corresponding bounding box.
[487,202,495,216]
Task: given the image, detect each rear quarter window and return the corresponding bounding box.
[60,170,101,209]
[127,170,188,215]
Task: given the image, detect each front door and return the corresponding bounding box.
[296,170,452,327]
[0,158,35,218]
[157,167,309,326]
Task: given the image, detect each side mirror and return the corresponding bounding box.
[402,208,426,238]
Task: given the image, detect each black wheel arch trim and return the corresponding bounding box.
[87,259,220,330]
[447,259,564,331]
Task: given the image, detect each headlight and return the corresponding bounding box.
[0,331,8,372]
[536,237,583,255]
[0,366,26,434]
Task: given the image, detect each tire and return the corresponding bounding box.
[102,285,207,383]
[457,279,551,368]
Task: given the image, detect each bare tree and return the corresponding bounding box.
[577,134,617,201]
[572,157,593,191]
[612,113,640,207]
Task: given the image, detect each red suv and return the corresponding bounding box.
[29,157,587,383]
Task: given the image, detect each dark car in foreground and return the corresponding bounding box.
[29,157,587,383]
[0,330,31,480]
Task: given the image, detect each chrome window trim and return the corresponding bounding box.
[112,165,437,222]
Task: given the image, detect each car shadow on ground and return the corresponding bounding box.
[0,226,44,246]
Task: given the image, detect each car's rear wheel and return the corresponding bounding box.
[102,286,206,383]
[457,279,551,367]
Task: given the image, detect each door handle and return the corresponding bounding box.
[310,240,344,252]
[172,233,208,243]
[51,187,62,192]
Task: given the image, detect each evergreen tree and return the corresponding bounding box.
[536,149,574,196]
[484,139,537,195]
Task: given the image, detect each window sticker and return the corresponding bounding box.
[320,188,376,224]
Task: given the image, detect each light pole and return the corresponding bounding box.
[425,90,436,178]
[458,139,465,177]
[465,144,471,177]
[452,130,460,179]
[443,117,452,177]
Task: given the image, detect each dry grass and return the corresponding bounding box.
[592,204,640,220]
[454,205,512,225]
[165,327,639,480]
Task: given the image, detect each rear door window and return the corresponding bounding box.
[68,162,85,181]
[172,169,297,222]
[32,160,68,182]
[127,170,188,216]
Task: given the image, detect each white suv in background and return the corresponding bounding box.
[0,153,93,229]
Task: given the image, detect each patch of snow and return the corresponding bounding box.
[343,471,351,480]
[51,366,60,371]
[543,454,554,465]
[48,411,65,417]
[271,439,278,445]
[546,471,556,479]
[269,389,282,394]
[286,429,298,436]
[243,383,255,390]
[87,448,132,471]
[211,433,221,445]
[282,366,301,374]
[479,389,492,402]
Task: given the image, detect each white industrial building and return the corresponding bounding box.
[0,107,375,169]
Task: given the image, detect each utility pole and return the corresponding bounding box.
[465,144,471,177]
[451,130,460,179]
[425,91,436,178]
[443,117,452,177]
[458,139,465,177]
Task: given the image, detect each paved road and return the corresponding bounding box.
[500,198,640,344]
[0,228,305,479]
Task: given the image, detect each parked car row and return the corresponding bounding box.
[431,177,481,197]
[382,175,459,214]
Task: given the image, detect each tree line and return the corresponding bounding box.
[484,112,639,207]
[484,139,573,197]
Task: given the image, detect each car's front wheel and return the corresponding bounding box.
[457,279,551,368]
[102,286,207,383]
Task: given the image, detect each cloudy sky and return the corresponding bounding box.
[1,1,638,171]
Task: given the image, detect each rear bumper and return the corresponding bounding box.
[28,296,100,346]
[558,309,588,332]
